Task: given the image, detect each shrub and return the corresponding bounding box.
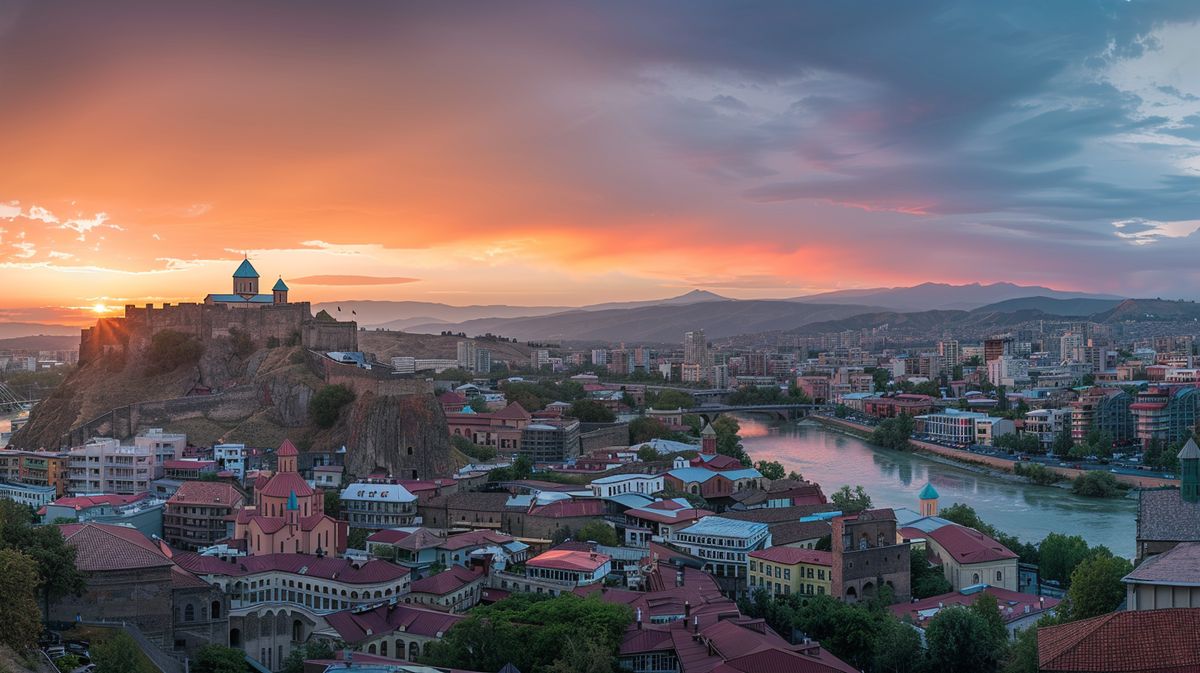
[309,384,355,428]
[451,434,496,461]
[228,327,255,358]
[145,329,203,375]
[1071,471,1124,498]
[1014,462,1064,485]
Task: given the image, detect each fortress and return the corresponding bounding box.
[79,259,358,363]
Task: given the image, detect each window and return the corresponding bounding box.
[184,604,194,622]
[996,570,1003,582]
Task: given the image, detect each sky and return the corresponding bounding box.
[4,1,1200,325]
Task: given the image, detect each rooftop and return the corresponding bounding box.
[677,516,769,539]
[58,522,173,572]
[749,547,832,566]
[172,552,410,584]
[324,603,464,645]
[1038,608,1200,673]
[1138,489,1200,543]
[340,482,417,503]
[411,566,481,596]
[892,585,1059,627]
[168,481,243,507]
[527,549,611,572]
[926,523,1018,564]
[1124,541,1200,586]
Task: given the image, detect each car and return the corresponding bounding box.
[45,646,65,658]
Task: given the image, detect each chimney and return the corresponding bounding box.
[684,601,691,619]
[693,615,699,634]
[676,568,684,587]
[636,607,642,629]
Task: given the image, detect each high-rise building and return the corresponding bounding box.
[983,337,1012,363]
[591,349,609,366]
[684,330,710,383]
[937,340,961,368]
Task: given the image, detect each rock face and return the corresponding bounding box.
[330,391,456,480]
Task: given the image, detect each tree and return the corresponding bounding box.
[194,644,249,673]
[1053,425,1075,458]
[629,417,679,444]
[1066,553,1132,620]
[831,485,872,514]
[872,614,926,673]
[308,384,355,428]
[910,547,952,598]
[93,632,155,673]
[870,415,914,450]
[467,394,490,412]
[347,527,369,550]
[576,520,619,547]
[969,592,1010,647]
[281,641,333,673]
[924,606,1005,673]
[755,460,786,480]
[649,389,695,410]
[872,368,891,392]
[834,403,850,418]
[1071,471,1124,498]
[711,415,752,466]
[0,500,86,618]
[636,445,659,462]
[1037,533,1096,586]
[324,489,342,518]
[0,549,41,651]
[145,329,204,375]
[567,399,616,423]
[422,593,632,673]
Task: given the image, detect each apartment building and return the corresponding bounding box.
[519,419,581,462]
[68,431,186,495]
[670,516,771,598]
[1070,387,1133,443]
[1130,386,1200,449]
[748,547,833,597]
[339,481,418,529]
[164,481,244,551]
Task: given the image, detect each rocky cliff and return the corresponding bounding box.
[12,337,457,479]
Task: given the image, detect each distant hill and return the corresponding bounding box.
[402,300,884,343]
[358,330,531,366]
[0,322,79,339]
[973,296,1122,316]
[791,282,1123,311]
[1091,298,1200,323]
[0,335,79,351]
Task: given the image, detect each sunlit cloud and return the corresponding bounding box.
[1113,218,1200,245]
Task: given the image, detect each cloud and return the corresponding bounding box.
[1113,218,1200,245]
[289,275,420,286]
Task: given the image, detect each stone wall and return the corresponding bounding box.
[579,423,631,453]
[52,566,175,643]
[339,392,456,480]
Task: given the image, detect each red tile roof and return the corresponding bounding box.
[173,551,409,584]
[276,439,298,457]
[48,493,150,511]
[527,549,610,572]
[324,603,464,644]
[439,529,514,551]
[891,586,1059,627]
[749,547,833,566]
[168,481,243,507]
[366,529,413,545]
[1038,608,1200,672]
[927,523,1018,564]
[256,471,314,498]
[411,566,481,596]
[58,522,173,572]
[164,460,216,470]
[493,402,531,420]
[527,499,605,518]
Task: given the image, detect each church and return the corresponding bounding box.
[232,440,346,556]
[203,257,291,307]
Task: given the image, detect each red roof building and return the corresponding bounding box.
[164,481,245,551]
[408,566,485,613]
[919,523,1020,592]
[1038,608,1200,672]
[892,585,1060,636]
[526,548,612,586]
[323,602,464,659]
[232,440,343,556]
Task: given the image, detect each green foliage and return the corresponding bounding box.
[55,655,84,672]
[93,632,155,673]
[636,444,659,462]
[324,490,342,518]
[1070,471,1125,498]
[834,403,850,418]
[266,336,281,348]
[421,593,632,673]
[281,641,333,673]
[898,379,941,397]
[937,504,1038,564]
[924,606,1007,673]
[1066,553,1132,620]
[576,520,620,547]
[145,329,204,375]
[1053,425,1075,458]
[712,415,752,466]
[831,485,872,514]
[647,389,695,410]
[308,383,355,428]
[872,368,891,392]
[726,385,810,406]
[910,547,952,598]
[488,455,534,482]
[1037,532,1111,586]
[754,460,786,480]
[629,416,685,445]
[0,500,86,617]
[870,415,914,450]
[228,327,255,358]
[500,380,586,411]
[567,399,616,422]
[466,394,490,412]
[1013,462,1064,485]
[1144,434,1185,471]
[193,644,249,673]
[347,527,369,550]
[451,434,497,461]
[0,549,41,651]
[994,432,1043,454]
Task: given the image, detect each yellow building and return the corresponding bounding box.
[748,547,833,597]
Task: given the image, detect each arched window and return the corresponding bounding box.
[972,573,980,584]
[292,620,303,643]
[409,642,420,660]
[368,644,377,655]
[380,641,388,657]
[229,628,241,647]
[184,604,195,622]
[212,601,222,619]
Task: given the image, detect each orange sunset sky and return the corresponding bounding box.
[4,2,1200,325]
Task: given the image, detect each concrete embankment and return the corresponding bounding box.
[810,415,1179,490]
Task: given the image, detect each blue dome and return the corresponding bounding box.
[918,482,939,500]
[272,277,289,291]
[233,258,260,278]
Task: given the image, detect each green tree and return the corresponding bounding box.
[1066,553,1132,619]
[870,415,914,450]
[323,490,342,518]
[422,593,632,673]
[834,403,850,418]
[347,527,369,550]
[145,329,204,375]
[831,485,872,514]
[649,389,695,410]
[1071,471,1124,498]
[576,520,619,547]
[636,445,659,462]
[872,614,926,673]
[451,434,496,462]
[969,592,1010,647]
[567,399,616,422]
[1052,425,1075,458]
[194,644,249,673]
[0,549,41,651]
[924,606,1006,673]
[872,368,891,392]
[0,500,86,618]
[308,384,356,428]
[629,417,679,444]
[93,631,155,673]
[1037,533,1096,586]
[467,394,490,412]
[910,547,952,598]
[711,415,752,466]
[281,641,334,673]
[754,460,786,480]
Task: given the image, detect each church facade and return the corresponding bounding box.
[233,440,346,556]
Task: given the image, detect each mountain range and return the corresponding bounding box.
[790,282,1123,312]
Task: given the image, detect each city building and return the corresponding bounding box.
[862,394,936,418]
[0,480,57,507]
[589,473,664,498]
[214,443,248,479]
[684,329,710,370]
[670,516,771,597]
[320,602,464,662]
[519,419,581,462]
[339,481,418,529]
[204,257,292,306]
[914,409,1014,446]
[67,430,186,494]
[919,523,1019,591]
[164,481,245,551]
[1069,387,1133,443]
[1130,386,1200,449]
[405,566,485,613]
[445,402,531,451]
[748,546,833,597]
[41,492,165,538]
[1136,440,1200,561]
[455,340,492,374]
[1123,541,1200,610]
[623,498,713,547]
[525,548,612,586]
[0,449,71,496]
[831,508,911,603]
[1024,409,1071,451]
[1038,608,1200,673]
[163,459,218,480]
[892,585,1059,639]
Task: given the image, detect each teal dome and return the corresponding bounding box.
[272,277,289,291]
[918,482,939,500]
[233,258,260,278]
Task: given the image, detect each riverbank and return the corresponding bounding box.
[811,415,1178,490]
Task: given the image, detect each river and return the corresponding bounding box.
[736,416,1138,558]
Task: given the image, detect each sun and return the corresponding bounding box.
[91,303,107,314]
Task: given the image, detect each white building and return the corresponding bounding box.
[525,549,612,587]
[589,473,664,499]
[339,481,418,529]
[68,430,185,495]
[214,443,248,480]
[670,516,771,589]
[1024,409,1070,450]
[987,356,1030,387]
[391,356,416,374]
[0,481,57,507]
[915,410,1015,447]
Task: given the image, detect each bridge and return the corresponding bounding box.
[690,402,832,421]
[0,382,37,413]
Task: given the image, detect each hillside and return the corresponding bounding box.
[791,282,1122,311]
[973,296,1122,316]
[0,322,79,339]
[1092,298,1200,323]
[0,334,80,351]
[402,300,885,343]
[358,330,531,366]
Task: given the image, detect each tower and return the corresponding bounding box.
[277,439,299,474]
[918,482,940,516]
[1180,438,1200,503]
[285,489,299,526]
[700,422,717,455]
[233,257,260,297]
[272,277,289,304]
